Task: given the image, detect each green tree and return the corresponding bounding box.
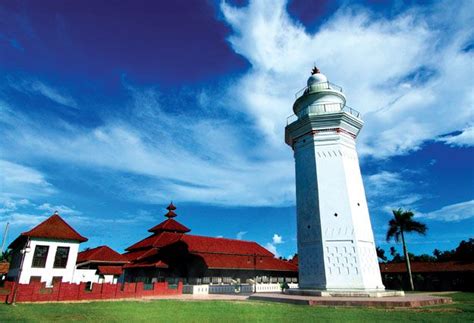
[376,247,387,262]
[0,249,12,262]
[386,208,427,291]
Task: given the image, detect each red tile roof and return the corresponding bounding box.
[97,265,123,276]
[124,205,295,273]
[123,260,169,269]
[197,253,297,271]
[9,213,87,249]
[122,249,150,261]
[182,235,274,257]
[77,245,128,264]
[126,232,274,257]
[289,255,298,267]
[125,232,183,251]
[148,219,190,233]
[380,261,474,273]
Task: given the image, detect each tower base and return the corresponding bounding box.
[285,288,404,298]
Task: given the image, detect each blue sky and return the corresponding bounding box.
[1,0,473,259]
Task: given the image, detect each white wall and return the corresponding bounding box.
[73,269,120,284]
[72,268,98,284]
[291,116,385,290]
[183,283,299,294]
[16,238,80,285]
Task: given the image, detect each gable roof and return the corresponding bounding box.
[181,235,274,257]
[197,253,297,271]
[77,245,128,264]
[148,218,190,233]
[125,232,184,251]
[9,213,87,249]
[97,265,123,276]
[126,232,274,258]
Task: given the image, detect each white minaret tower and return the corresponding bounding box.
[285,67,386,294]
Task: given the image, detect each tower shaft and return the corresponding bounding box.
[285,70,384,291]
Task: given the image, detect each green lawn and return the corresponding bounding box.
[0,292,473,322]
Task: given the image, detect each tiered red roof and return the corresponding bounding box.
[9,213,88,249]
[148,219,190,233]
[77,245,128,264]
[124,204,297,272]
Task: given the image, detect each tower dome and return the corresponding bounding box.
[292,66,346,118]
[307,67,327,86]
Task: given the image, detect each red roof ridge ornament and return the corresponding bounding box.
[311,66,320,75]
[165,202,177,218]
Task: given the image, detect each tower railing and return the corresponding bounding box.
[286,103,361,125]
[295,81,343,99]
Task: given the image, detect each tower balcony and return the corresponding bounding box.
[295,81,343,99]
[286,103,361,126]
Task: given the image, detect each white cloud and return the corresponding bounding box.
[36,203,81,216]
[0,213,47,227]
[0,84,295,207]
[272,233,283,244]
[265,242,279,258]
[0,160,56,198]
[1,0,472,209]
[8,78,77,108]
[31,81,77,108]
[221,0,474,158]
[236,231,247,240]
[437,126,474,147]
[364,169,426,212]
[365,171,405,197]
[418,200,474,222]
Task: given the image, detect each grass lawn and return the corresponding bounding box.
[0,292,473,322]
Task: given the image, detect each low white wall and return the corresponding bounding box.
[72,268,97,284]
[183,284,209,295]
[257,283,299,292]
[183,283,299,294]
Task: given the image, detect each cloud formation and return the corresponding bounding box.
[236,231,247,240]
[272,233,283,244]
[0,0,472,210]
[221,0,474,157]
[437,126,474,147]
[0,160,56,198]
[419,200,474,222]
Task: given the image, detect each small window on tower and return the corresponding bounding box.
[334,213,338,217]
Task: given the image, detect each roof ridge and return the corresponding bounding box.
[185,234,261,244]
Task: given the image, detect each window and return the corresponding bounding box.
[32,245,49,268]
[52,276,63,286]
[29,276,41,283]
[85,281,93,291]
[53,247,70,268]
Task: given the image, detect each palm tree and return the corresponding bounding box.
[386,208,427,291]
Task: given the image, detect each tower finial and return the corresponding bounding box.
[311,66,320,75]
[165,202,177,218]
